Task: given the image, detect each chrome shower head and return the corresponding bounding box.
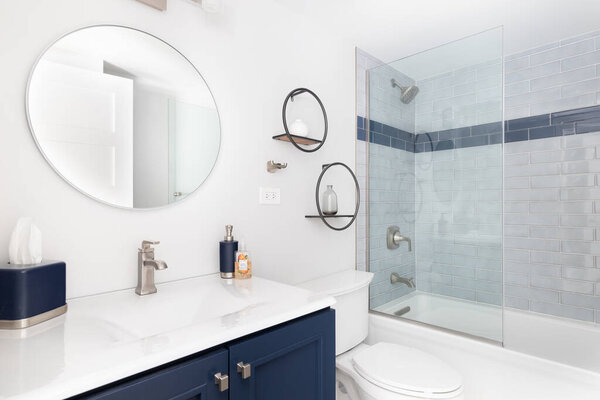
[391,79,420,104]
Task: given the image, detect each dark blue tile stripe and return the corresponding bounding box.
[356,105,600,153]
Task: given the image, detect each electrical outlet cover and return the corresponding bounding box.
[259,187,281,205]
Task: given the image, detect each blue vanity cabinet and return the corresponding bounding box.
[228,309,336,400]
[73,309,335,400]
[78,349,229,400]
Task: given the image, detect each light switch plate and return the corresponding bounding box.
[259,187,280,205]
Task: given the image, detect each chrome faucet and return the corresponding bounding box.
[136,240,168,296]
[390,272,416,288]
[386,226,412,251]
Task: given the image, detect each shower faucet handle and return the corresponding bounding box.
[387,226,412,251]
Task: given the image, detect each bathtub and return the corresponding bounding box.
[368,313,600,400]
[375,291,502,341]
[375,291,600,374]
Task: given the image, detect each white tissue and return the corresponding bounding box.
[8,218,42,264]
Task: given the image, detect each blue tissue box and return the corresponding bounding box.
[0,260,67,329]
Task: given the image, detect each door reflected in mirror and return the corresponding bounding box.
[27,25,220,209]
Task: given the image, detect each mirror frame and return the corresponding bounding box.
[25,24,222,210]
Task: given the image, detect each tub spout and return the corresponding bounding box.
[390,273,415,288]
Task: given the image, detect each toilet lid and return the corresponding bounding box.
[352,343,462,398]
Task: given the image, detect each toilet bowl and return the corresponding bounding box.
[299,270,464,400]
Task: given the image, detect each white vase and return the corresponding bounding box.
[321,185,338,216]
[289,119,309,137]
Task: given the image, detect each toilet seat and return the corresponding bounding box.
[351,343,463,399]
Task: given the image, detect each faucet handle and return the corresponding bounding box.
[141,240,160,251]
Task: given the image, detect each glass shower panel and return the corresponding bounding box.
[367,28,503,342]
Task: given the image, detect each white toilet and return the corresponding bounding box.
[299,270,464,400]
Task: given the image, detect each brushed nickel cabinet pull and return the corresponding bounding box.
[236,362,251,379]
[214,372,229,391]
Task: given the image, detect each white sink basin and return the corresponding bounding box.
[70,278,263,339]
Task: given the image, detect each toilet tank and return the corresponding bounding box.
[298,270,374,355]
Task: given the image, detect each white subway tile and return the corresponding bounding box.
[505,104,530,120]
[560,187,600,200]
[505,163,560,177]
[529,226,560,239]
[505,201,529,213]
[505,87,561,107]
[561,241,600,254]
[560,174,595,187]
[528,148,595,163]
[505,61,561,84]
[505,237,560,252]
[561,159,600,174]
[504,153,530,166]
[529,150,563,163]
[530,93,597,116]
[531,301,595,322]
[505,285,559,303]
[505,42,559,61]
[504,249,530,262]
[562,78,600,98]
[505,137,562,154]
[562,266,600,282]
[564,147,597,161]
[505,213,559,226]
[532,274,595,294]
[530,66,596,91]
[560,214,600,227]
[504,176,530,189]
[562,50,600,71]
[505,272,530,285]
[562,131,600,148]
[530,251,561,265]
[536,38,595,62]
[504,225,529,237]
[505,56,530,73]
[530,175,560,188]
[478,247,503,260]
[529,201,593,214]
[504,188,560,201]
[561,292,600,308]
[531,264,562,277]
[560,253,595,267]
[505,81,530,96]
[503,260,531,274]
[505,296,530,310]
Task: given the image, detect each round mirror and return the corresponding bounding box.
[26,25,221,209]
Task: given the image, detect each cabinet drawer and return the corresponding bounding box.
[76,349,228,400]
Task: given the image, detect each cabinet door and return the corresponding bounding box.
[77,349,229,400]
[229,309,335,400]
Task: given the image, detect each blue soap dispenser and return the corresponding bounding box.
[219,225,238,279]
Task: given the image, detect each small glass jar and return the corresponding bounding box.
[321,185,338,215]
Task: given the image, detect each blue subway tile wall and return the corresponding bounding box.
[357,105,600,152]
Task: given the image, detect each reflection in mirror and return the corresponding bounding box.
[27,25,220,209]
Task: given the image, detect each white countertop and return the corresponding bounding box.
[0,275,335,400]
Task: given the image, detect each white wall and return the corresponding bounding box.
[0,0,356,298]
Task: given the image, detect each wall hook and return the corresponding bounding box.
[267,160,288,173]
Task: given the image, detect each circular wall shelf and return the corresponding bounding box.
[274,88,328,153]
[307,162,360,231]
